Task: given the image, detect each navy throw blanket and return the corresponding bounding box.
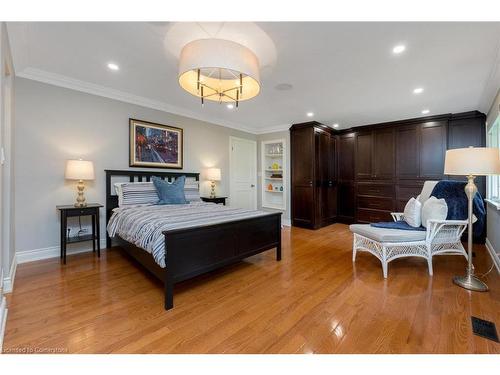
[371,221,426,231]
[430,180,485,237]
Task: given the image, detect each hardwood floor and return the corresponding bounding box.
[3,224,499,353]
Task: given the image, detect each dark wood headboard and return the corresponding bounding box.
[104,169,200,241]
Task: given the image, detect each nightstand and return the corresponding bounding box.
[200,196,227,205]
[56,203,103,264]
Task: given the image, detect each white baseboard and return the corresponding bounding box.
[485,238,500,274]
[0,297,7,353]
[16,239,107,264]
[282,219,291,227]
[2,256,17,293]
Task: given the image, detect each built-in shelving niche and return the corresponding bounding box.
[261,139,286,210]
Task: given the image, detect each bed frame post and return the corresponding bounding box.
[164,275,174,310]
[276,215,282,261]
[164,232,174,310]
[105,170,112,249]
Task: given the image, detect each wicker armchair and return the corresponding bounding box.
[351,182,468,278]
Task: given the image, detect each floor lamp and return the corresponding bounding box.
[444,147,500,292]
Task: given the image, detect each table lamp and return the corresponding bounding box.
[65,159,95,207]
[444,147,500,292]
[206,168,221,198]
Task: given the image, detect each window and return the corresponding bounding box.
[487,115,500,201]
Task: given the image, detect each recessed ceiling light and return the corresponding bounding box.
[227,104,234,109]
[413,87,424,94]
[275,83,293,91]
[107,62,119,71]
[421,109,430,114]
[332,123,339,128]
[307,112,314,117]
[392,45,406,54]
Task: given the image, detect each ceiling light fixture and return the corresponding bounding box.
[332,123,339,128]
[413,87,424,94]
[307,112,314,117]
[422,109,430,114]
[227,104,234,109]
[178,39,261,108]
[107,62,119,71]
[392,45,406,54]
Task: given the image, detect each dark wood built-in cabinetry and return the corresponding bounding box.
[290,122,337,229]
[290,111,486,228]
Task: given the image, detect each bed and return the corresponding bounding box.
[105,170,282,310]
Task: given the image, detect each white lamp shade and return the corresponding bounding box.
[178,39,261,103]
[444,147,500,176]
[206,168,221,181]
[65,159,95,180]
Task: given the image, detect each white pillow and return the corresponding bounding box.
[403,197,422,227]
[421,197,448,228]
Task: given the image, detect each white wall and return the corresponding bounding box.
[257,130,291,225]
[485,88,500,271]
[14,78,256,257]
[0,21,15,350]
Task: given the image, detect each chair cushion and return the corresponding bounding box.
[349,224,427,243]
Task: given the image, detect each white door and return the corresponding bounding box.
[229,137,257,209]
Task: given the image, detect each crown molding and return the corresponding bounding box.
[254,123,291,135]
[16,67,262,135]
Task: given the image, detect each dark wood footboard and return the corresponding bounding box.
[163,213,282,309]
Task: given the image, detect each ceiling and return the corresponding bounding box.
[7,22,500,134]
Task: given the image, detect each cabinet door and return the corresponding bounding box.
[419,121,446,179]
[338,133,355,181]
[316,130,337,225]
[355,131,373,179]
[291,127,315,227]
[324,134,337,223]
[337,182,355,222]
[372,128,395,179]
[396,125,420,179]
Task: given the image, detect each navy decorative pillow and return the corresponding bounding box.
[152,176,187,205]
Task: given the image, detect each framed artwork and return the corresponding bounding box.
[129,118,183,169]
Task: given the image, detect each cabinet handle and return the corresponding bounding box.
[309,181,313,186]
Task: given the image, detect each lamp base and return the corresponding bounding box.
[74,179,87,207]
[453,274,489,292]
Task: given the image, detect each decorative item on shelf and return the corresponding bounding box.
[444,146,500,292]
[267,183,273,191]
[178,39,260,108]
[270,173,282,179]
[206,168,221,199]
[272,162,280,170]
[129,118,183,169]
[274,185,279,191]
[65,159,95,207]
[280,186,283,191]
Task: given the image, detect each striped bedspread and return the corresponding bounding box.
[107,202,274,268]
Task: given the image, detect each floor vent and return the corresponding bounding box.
[471,316,499,342]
